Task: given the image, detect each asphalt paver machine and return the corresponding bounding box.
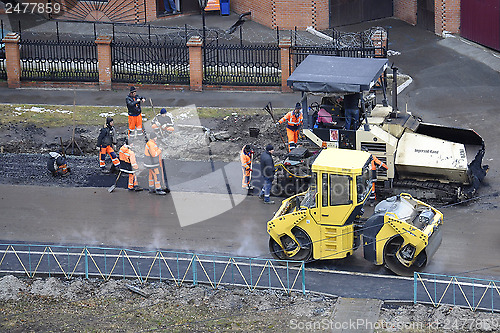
[276,55,488,203]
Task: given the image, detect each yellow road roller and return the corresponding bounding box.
[267,148,444,276]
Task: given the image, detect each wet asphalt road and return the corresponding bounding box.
[1,18,500,292]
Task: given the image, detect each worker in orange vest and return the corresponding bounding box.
[126,86,146,139]
[97,117,120,174]
[369,154,388,205]
[119,142,142,192]
[240,144,254,191]
[47,152,70,177]
[144,134,167,195]
[276,102,303,151]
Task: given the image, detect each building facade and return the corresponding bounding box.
[15,0,497,51]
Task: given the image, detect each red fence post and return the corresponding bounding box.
[187,36,203,92]
[95,35,113,91]
[3,33,21,89]
[279,37,292,93]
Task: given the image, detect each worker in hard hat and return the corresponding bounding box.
[47,152,70,177]
[369,154,388,205]
[97,117,120,174]
[144,133,167,195]
[126,86,146,138]
[276,102,303,151]
[240,144,254,191]
[119,141,142,192]
[151,108,175,143]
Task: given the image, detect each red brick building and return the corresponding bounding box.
[229,0,499,51]
[229,0,461,34]
[35,0,498,51]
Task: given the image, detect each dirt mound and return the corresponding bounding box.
[0,275,27,301]
[1,276,497,332]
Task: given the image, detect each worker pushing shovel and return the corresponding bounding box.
[107,170,122,193]
[144,133,168,195]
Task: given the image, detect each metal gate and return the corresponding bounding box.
[330,0,393,27]
[290,27,388,72]
[19,39,98,82]
[417,0,435,32]
[202,41,281,87]
[461,0,500,51]
[112,41,190,84]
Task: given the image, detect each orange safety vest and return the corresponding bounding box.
[145,139,162,167]
[145,139,162,158]
[240,147,251,171]
[279,110,303,130]
[119,145,138,169]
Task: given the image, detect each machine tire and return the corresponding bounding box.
[383,236,427,276]
[268,227,313,263]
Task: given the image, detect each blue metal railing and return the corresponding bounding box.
[414,272,500,312]
[0,243,305,295]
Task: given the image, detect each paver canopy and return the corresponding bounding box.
[287,55,389,93]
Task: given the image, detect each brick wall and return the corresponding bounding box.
[394,0,417,25]
[231,0,329,30]
[231,0,273,28]
[3,33,21,88]
[436,0,461,35]
[95,36,113,91]
[315,0,330,30]
[187,36,203,92]
[54,0,151,23]
[145,0,158,22]
[394,0,461,35]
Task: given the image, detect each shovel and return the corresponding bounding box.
[149,98,154,118]
[264,102,287,149]
[108,170,122,193]
[245,152,255,195]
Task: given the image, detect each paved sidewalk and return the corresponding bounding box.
[0,87,301,108]
[1,15,499,110]
[331,298,383,333]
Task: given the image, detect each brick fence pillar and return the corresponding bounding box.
[279,37,292,92]
[371,29,388,58]
[187,36,203,92]
[95,35,113,91]
[3,33,21,89]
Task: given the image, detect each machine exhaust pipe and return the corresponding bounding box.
[392,65,398,116]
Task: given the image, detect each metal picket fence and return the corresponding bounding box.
[0,50,5,81]
[111,41,190,85]
[414,272,500,312]
[0,243,306,295]
[19,39,98,82]
[203,42,281,86]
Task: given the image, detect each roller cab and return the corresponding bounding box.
[267,148,373,262]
